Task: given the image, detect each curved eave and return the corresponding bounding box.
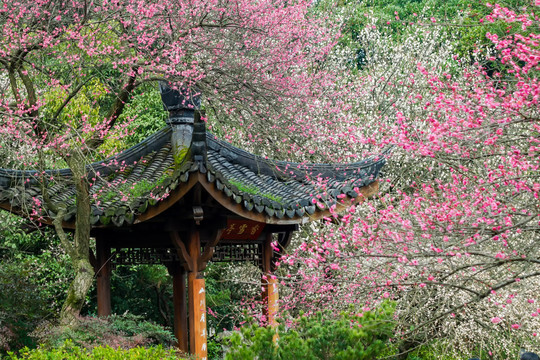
[0,175,380,230]
[132,173,381,226]
[207,133,388,181]
[197,174,380,225]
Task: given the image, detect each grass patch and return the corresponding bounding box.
[98,173,172,203]
[7,341,184,359]
[228,179,283,204]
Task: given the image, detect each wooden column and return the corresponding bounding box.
[170,262,188,353]
[188,229,208,360]
[171,226,223,359]
[262,233,278,326]
[96,237,112,317]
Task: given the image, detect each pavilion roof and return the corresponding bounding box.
[0,126,387,228]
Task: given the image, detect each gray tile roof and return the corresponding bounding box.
[0,127,387,227]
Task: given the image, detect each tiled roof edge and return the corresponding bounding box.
[206,133,389,180]
[0,128,172,187]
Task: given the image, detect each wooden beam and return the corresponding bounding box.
[278,231,294,251]
[198,228,224,272]
[265,277,279,327]
[262,233,273,274]
[96,237,112,317]
[188,274,207,359]
[170,231,194,272]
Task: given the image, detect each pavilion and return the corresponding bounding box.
[0,86,387,359]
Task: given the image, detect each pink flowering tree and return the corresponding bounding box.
[0,0,341,325]
[274,3,540,357]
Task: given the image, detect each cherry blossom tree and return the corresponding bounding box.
[0,0,341,324]
[272,3,540,357]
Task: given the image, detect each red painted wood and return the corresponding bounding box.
[188,275,208,360]
[187,229,208,360]
[261,233,278,326]
[221,219,265,240]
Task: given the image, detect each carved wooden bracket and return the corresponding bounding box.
[198,228,224,272]
[170,227,225,273]
[170,231,195,272]
[272,231,293,272]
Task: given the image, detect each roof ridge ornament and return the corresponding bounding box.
[159,81,201,124]
[159,82,202,164]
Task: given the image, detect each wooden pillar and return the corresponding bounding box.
[171,225,223,359]
[96,237,112,317]
[170,262,188,353]
[262,233,278,326]
[188,229,208,360]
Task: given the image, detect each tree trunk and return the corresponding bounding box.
[60,258,95,326]
[58,152,93,326]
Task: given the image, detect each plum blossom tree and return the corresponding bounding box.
[0,0,341,324]
[273,2,540,357]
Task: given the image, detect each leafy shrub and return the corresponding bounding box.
[107,265,173,327]
[117,85,167,146]
[207,338,224,360]
[225,301,396,360]
[0,261,52,353]
[6,340,184,360]
[33,314,175,350]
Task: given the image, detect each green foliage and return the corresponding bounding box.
[117,85,168,146]
[228,180,259,195]
[207,338,223,360]
[225,302,396,360]
[98,173,173,203]
[0,212,57,256]
[403,333,528,360]
[107,314,175,345]
[34,314,175,350]
[0,261,51,353]
[6,340,184,360]
[105,265,174,328]
[0,213,71,355]
[120,179,159,198]
[316,0,528,73]
[204,263,259,332]
[41,79,108,128]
